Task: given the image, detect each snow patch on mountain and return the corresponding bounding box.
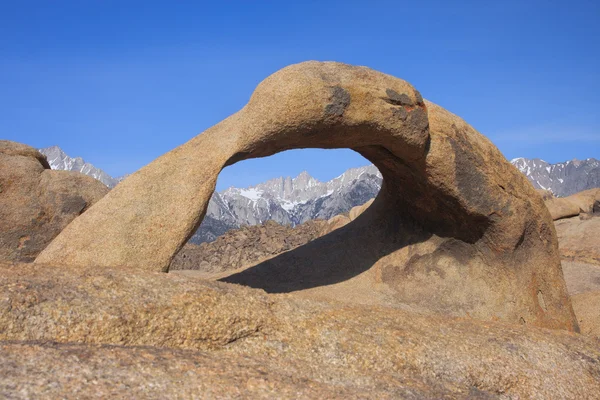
[510,157,600,197]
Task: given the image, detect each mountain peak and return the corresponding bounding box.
[294,170,312,180]
[38,146,119,188]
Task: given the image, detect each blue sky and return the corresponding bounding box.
[1,1,599,190]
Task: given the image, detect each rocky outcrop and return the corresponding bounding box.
[170,220,327,273]
[36,61,577,330]
[172,201,375,273]
[566,188,600,214]
[543,188,600,220]
[0,342,376,399]
[0,141,108,263]
[545,197,582,220]
[39,145,121,188]
[0,262,599,399]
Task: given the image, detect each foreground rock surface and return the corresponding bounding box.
[0,342,383,399]
[37,61,577,330]
[0,141,109,262]
[0,262,599,399]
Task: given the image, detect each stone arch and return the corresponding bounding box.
[36,61,578,331]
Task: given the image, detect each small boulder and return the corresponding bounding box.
[0,141,108,262]
[544,197,582,220]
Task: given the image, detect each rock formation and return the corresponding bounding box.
[0,141,108,262]
[36,61,577,330]
[170,219,327,273]
[543,188,600,220]
[555,216,600,265]
[1,261,599,399]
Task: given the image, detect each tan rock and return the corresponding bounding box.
[562,260,600,295]
[555,216,600,265]
[0,140,50,169]
[320,214,351,235]
[543,188,600,220]
[0,262,599,399]
[545,197,582,220]
[571,290,600,337]
[348,197,374,220]
[36,61,576,330]
[567,188,600,215]
[0,342,381,399]
[0,141,108,262]
[537,188,554,201]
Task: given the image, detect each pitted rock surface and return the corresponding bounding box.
[0,262,599,399]
[36,61,576,330]
[0,141,108,262]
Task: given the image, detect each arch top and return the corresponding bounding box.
[229,61,431,165]
[35,61,578,332]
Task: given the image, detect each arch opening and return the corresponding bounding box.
[179,148,381,247]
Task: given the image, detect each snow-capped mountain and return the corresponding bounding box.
[510,157,600,197]
[190,165,382,243]
[39,146,121,188]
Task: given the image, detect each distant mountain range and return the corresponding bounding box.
[510,157,600,197]
[197,165,382,243]
[39,146,600,243]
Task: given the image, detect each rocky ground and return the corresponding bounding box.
[1,261,599,399]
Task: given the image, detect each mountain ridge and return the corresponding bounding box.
[511,157,600,197]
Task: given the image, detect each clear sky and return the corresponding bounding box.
[1,1,599,190]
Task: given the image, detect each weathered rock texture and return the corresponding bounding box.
[0,141,108,262]
[0,342,379,399]
[555,216,600,265]
[36,61,576,330]
[170,219,327,273]
[0,262,599,399]
[571,290,600,337]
